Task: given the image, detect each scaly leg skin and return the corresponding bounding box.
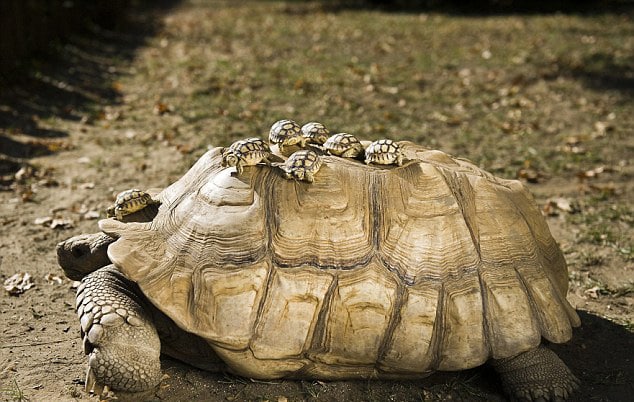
[76,265,162,398]
[492,345,580,401]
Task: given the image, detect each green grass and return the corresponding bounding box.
[116,3,632,180]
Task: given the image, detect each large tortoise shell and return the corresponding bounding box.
[100,141,580,380]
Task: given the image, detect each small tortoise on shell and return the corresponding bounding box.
[268,119,306,153]
[365,139,404,166]
[106,189,159,220]
[323,133,365,158]
[222,137,272,175]
[57,141,580,401]
[301,122,330,145]
[281,149,322,183]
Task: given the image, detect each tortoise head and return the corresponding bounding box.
[56,233,116,280]
[222,151,239,168]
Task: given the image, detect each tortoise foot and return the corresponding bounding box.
[78,265,162,395]
[492,345,579,402]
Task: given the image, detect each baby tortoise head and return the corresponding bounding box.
[323,133,365,158]
[222,138,271,175]
[269,119,306,153]
[364,139,404,166]
[301,122,330,146]
[282,149,322,183]
[106,189,158,220]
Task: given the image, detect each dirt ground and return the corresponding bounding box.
[1,1,632,401]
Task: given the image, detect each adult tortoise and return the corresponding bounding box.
[57,139,580,401]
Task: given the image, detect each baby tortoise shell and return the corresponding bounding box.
[106,189,157,220]
[365,139,404,166]
[269,119,306,152]
[301,122,330,145]
[222,138,272,175]
[282,149,322,183]
[323,133,365,158]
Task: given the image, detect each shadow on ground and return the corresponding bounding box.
[566,52,634,98]
[553,311,634,402]
[0,0,181,173]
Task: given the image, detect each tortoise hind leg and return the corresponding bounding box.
[491,345,579,401]
[77,265,162,396]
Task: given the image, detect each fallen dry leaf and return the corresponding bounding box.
[44,273,63,285]
[79,182,95,189]
[584,286,608,299]
[153,101,173,115]
[4,273,35,295]
[83,210,101,220]
[50,218,74,229]
[517,168,544,183]
[543,197,580,216]
[34,216,53,226]
[589,182,618,196]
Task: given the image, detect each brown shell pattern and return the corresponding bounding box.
[102,142,580,381]
[269,119,302,145]
[301,122,330,145]
[365,139,404,166]
[282,150,322,182]
[228,137,270,154]
[223,138,270,167]
[107,189,154,219]
[323,133,364,158]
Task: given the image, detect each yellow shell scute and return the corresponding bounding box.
[250,267,334,360]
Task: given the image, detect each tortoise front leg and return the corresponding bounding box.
[76,265,162,396]
[491,345,579,401]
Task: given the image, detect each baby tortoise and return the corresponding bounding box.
[222,137,272,175]
[269,119,306,153]
[323,133,365,158]
[365,139,404,166]
[301,122,330,145]
[282,149,322,183]
[106,189,159,220]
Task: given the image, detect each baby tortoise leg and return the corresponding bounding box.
[77,265,162,396]
[491,345,579,401]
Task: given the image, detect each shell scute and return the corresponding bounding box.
[194,263,270,348]
[311,264,398,366]
[270,162,372,268]
[437,274,488,370]
[378,163,480,284]
[479,263,541,359]
[251,268,334,360]
[380,283,440,372]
